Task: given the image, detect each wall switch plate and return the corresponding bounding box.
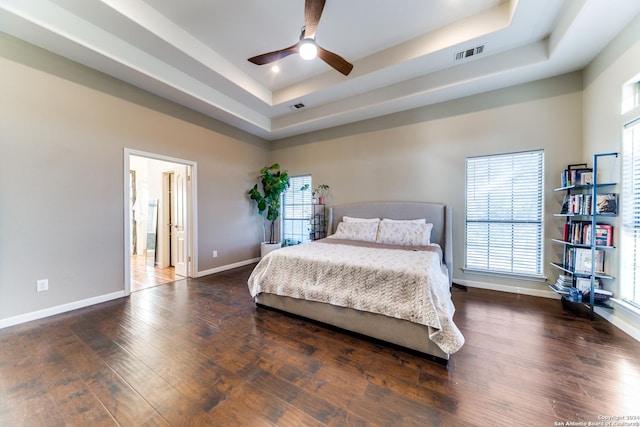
[37,279,48,292]
[213,251,218,258]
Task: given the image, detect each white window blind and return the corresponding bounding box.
[465,150,544,277]
[282,175,312,245]
[622,118,640,309]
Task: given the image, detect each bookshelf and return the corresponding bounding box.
[309,204,327,241]
[550,152,618,319]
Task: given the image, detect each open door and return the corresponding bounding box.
[169,167,188,277]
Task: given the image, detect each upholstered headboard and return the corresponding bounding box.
[330,201,453,286]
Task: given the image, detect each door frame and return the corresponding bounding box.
[123,148,198,295]
[162,168,188,276]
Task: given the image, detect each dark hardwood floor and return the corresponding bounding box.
[1,264,639,426]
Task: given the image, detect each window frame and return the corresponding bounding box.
[464,150,545,280]
[621,118,640,310]
[281,174,313,246]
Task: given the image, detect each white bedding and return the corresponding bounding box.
[248,239,464,354]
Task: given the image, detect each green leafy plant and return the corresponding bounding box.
[300,183,330,201]
[248,163,290,244]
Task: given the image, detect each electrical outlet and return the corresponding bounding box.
[37,279,48,292]
[213,251,218,258]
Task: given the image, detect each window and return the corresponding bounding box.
[622,79,640,113]
[622,118,640,308]
[465,150,544,277]
[282,175,312,245]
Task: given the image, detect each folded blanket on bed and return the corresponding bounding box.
[248,240,464,354]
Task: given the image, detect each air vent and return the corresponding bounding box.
[455,44,485,61]
[288,102,306,111]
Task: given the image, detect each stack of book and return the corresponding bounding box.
[583,288,613,303]
[550,275,573,294]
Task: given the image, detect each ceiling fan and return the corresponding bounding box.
[247,0,353,76]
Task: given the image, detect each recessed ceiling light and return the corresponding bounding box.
[271,65,280,73]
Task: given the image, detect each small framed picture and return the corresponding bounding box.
[576,278,592,293]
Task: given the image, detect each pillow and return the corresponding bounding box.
[376,222,433,246]
[330,221,379,242]
[343,216,380,223]
[382,218,426,224]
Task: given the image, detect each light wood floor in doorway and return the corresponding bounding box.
[1,264,639,426]
[130,254,177,292]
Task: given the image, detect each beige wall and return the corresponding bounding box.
[0,34,269,322]
[271,73,584,295]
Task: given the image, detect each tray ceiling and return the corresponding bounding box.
[1,0,639,140]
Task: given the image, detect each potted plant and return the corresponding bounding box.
[300,183,330,204]
[248,163,290,256]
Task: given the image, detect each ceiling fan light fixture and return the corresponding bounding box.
[247,0,353,75]
[298,39,317,60]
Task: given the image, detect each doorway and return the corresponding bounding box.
[124,150,196,294]
[162,169,188,278]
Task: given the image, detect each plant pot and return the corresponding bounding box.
[260,241,282,258]
[317,196,325,205]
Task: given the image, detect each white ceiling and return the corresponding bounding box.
[1,0,640,140]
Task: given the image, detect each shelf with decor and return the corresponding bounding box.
[549,153,618,319]
[309,204,327,241]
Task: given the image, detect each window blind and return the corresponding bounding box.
[465,150,544,276]
[282,175,312,245]
[622,118,640,308]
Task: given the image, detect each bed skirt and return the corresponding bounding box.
[255,293,449,362]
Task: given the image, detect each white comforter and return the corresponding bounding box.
[247,239,464,354]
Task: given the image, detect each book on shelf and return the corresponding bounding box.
[595,224,613,246]
[560,195,570,214]
[560,194,593,215]
[563,222,614,246]
[550,273,574,296]
[596,193,617,215]
[584,223,613,246]
[564,246,573,270]
[561,163,588,187]
[577,170,593,185]
[573,248,605,274]
[582,288,613,302]
[550,283,571,295]
[568,221,587,244]
[593,288,612,297]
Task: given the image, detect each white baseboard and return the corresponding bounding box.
[0,290,125,330]
[0,259,259,331]
[454,278,560,299]
[596,300,640,342]
[194,258,259,278]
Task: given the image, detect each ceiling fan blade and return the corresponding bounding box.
[317,46,353,76]
[248,44,298,65]
[304,0,326,38]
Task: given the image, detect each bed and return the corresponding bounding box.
[247,201,464,362]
